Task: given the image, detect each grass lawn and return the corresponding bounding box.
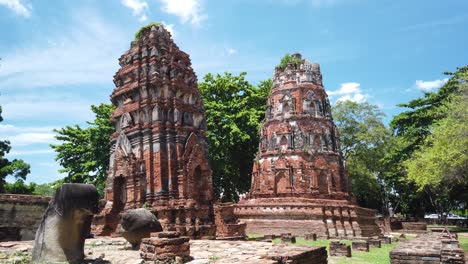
[270,238,399,264]
[459,236,468,252]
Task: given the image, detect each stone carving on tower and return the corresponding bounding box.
[236,53,380,238]
[93,24,216,238]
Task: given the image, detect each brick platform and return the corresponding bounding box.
[390,233,466,264]
[368,238,382,248]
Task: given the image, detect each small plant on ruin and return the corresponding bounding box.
[276,53,302,71]
[134,21,163,41]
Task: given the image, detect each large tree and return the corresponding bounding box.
[51,104,114,196]
[0,105,31,193]
[384,66,468,216]
[404,77,468,216]
[332,101,391,211]
[199,72,271,201]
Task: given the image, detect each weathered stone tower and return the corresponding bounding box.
[93,24,216,238]
[236,53,379,238]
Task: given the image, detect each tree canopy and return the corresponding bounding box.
[51,103,115,196]
[332,101,391,210]
[199,72,271,201]
[0,105,31,193]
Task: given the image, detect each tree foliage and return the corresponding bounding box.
[332,101,391,210]
[199,72,271,201]
[384,66,468,216]
[404,76,468,215]
[0,105,31,193]
[51,104,115,196]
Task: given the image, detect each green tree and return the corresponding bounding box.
[199,72,271,201]
[5,179,35,194]
[332,101,391,211]
[0,106,31,193]
[404,81,468,216]
[385,66,468,216]
[51,104,115,196]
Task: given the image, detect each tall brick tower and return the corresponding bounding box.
[236,53,379,238]
[93,24,216,238]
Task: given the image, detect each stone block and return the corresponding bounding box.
[304,233,317,241]
[368,238,382,248]
[352,240,369,252]
[329,241,351,257]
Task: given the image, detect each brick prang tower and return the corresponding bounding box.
[93,24,216,238]
[236,53,380,238]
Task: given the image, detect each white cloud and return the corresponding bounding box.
[0,124,57,146]
[162,21,176,37]
[415,78,448,91]
[121,0,149,22]
[8,149,54,156]
[0,93,95,121]
[327,82,368,103]
[227,48,237,55]
[0,9,127,89]
[158,0,207,26]
[0,0,31,17]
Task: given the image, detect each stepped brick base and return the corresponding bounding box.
[235,198,379,238]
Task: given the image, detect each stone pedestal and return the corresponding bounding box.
[280,233,296,243]
[140,231,192,263]
[214,203,246,239]
[368,238,382,248]
[378,235,392,244]
[304,233,317,241]
[329,241,351,257]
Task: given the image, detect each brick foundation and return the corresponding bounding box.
[214,203,246,239]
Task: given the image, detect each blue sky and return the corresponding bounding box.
[0,0,467,184]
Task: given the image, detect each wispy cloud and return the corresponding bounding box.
[0,124,57,146]
[158,0,207,26]
[400,15,468,31]
[327,82,368,103]
[0,9,127,89]
[121,0,149,22]
[415,78,448,91]
[9,149,55,156]
[0,0,31,17]
[226,48,237,55]
[0,93,95,121]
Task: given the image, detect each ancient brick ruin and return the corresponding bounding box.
[236,53,380,238]
[93,24,216,238]
[0,194,50,241]
[390,233,466,264]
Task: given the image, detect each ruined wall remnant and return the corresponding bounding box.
[0,194,50,241]
[236,53,380,238]
[93,23,216,238]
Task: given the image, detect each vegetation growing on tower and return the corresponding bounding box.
[134,21,163,40]
[276,53,303,71]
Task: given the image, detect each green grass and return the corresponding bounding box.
[459,236,468,252]
[247,233,264,239]
[134,21,162,40]
[427,224,468,233]
[269,237,401,264]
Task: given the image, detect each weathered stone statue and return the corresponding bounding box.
[120,208,163,249]
[32,183,99,263]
